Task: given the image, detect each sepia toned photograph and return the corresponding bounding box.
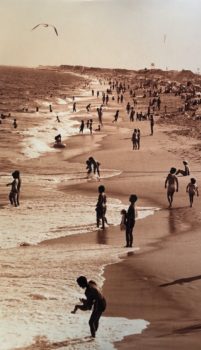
[0,0,201,349]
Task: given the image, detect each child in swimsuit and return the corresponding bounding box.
[186,178,199,207]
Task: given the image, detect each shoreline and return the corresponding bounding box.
[1,66,201,349]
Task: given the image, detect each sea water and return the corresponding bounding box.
[0,70,152,349]
[0,225,149,350]
[0,171,154,349]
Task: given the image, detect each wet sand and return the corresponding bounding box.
[1,66,201,349]
[66,78,201,348]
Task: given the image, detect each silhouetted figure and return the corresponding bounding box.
[13,119,17,129]
[186,178,199,207]
[96,185,107,229]
[126,102,131,114]
[56,115,60,122]
[86,158,92,176]
[79,120,84,133]
[176,161,190,176]
[71,276,106,338]
[6,172,18,207]
[112,110,119,122]
[129,107,135,122]
[89,119,93,134]
[137,129,141,149]
[165,167,179,208]
[120,209,127,231]
[150,115,154,135]
[132,129,138,150]
[49,104,52,112]
[125,194,138,247]
[73,102,76,112]
[13,170,21,206]
[96,162,101,179]
[86,104,91,112]
[97,107,103,125]
[55,134,61,144]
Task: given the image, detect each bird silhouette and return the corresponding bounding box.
[31,23,58,36]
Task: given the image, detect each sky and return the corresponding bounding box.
[0,0,201,71]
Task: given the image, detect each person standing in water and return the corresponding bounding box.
[96,185,107,229]
[71,276,106,338]
[125,194,138,247]
[165,167,179,208]
[186,178,199,207]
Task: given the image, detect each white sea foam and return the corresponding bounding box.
[0,241,149,350]
[0,315,149,350]
[0,77,151,349]
[0,173,159,249]
[21,111,80,158]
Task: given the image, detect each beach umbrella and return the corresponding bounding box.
[31,23,58,36]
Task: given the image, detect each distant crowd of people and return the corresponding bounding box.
[4,72,201,342]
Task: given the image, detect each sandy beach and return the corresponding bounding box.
[1,65,201,350]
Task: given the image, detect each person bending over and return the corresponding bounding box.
[71,276,106,338]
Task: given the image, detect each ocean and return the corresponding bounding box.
[0,67,153,349]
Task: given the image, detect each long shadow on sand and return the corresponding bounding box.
[172,324,201,334]
[157,323,201,338]
[159,274,201,287]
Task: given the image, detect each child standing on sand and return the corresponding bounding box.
[96,185,107,229]
[186,178,199,207]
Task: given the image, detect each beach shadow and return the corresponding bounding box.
[167,207,191,234]
[96,228,108,244]
[159,274,201,287]
[127,251,136,256]
[157,323,201,338]
[173,324,201,334]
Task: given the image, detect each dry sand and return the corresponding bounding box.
[1,66,201,349]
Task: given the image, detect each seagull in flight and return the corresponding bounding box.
[31,23,58,36]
